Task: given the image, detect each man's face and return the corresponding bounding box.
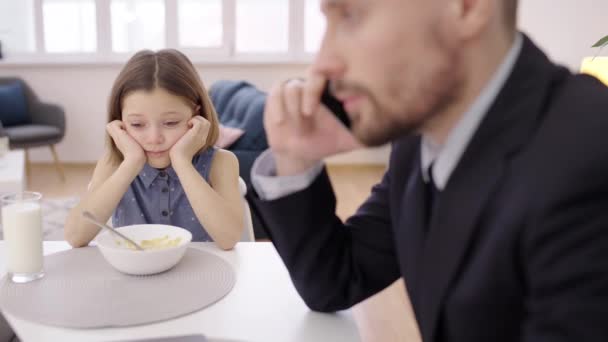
[318,0,465,146]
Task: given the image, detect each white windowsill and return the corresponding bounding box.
[0,54,315,68]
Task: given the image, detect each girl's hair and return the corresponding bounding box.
[106,49,219,163]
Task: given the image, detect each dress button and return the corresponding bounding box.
[162,187,168,193]
[161,210,168,217]
[159,171,167,178]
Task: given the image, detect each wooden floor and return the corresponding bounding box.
[27,163,93,198]
[27,162,421,342]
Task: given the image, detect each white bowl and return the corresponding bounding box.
[96,224,192,275]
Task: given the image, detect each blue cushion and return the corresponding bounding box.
[0,82,29,127]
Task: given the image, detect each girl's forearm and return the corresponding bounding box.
[173,160,243,250]
[64,160,142,247]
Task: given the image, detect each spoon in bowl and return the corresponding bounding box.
[82,211,145,251]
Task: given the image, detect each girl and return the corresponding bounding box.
[65,49,244,250]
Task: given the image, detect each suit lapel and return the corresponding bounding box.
[414,35,571,341]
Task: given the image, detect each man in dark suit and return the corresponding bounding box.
[250,0,608,341]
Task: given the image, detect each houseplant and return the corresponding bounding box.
[580,35,608,85]
[592,35,608,50]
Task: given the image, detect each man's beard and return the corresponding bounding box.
[332,51,463,147]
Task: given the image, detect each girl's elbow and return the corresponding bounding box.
[217,243,235,251]
[64,222,78,247]
[217,231,240,250]
[216,237,238,251]
[64,229,87,248]
[64,220,91,248]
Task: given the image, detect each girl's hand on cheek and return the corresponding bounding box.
[106,120,146,168]
[170,116,210,165]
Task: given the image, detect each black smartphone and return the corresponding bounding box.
[320,81,351,129]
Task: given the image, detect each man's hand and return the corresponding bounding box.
[265,75,361,176]
[106,120,146,170]
[169,116,209,166]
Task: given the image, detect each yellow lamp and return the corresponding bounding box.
[581,57,608,85]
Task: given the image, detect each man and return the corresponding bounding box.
[250,0,608,341]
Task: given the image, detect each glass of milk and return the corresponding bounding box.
[1,191,44,283]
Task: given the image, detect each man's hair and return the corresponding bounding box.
[505,0,518,29]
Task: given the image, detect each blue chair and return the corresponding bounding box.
[0,78,66,181]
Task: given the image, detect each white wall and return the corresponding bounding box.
[518,0,608,70]
[0,0,606,164]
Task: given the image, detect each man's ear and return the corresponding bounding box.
[448,0,494,40]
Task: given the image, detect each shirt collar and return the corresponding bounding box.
[421,33,524,190]
[139,163,178,188]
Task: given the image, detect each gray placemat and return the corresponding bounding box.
[0,247,235,328]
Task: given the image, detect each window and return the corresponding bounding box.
[43,0,97,53]
[236,0,288,53]
[0,0,36,54]
[178,0,222,48]
[111,0,165,53]
[1,0,327,62]
[305,0,324,53]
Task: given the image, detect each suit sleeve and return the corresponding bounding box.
[522,167,608,341]
[251,167,400,312]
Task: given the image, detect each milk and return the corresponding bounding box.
[2,201,43,274]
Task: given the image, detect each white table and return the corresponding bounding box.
[0,242,360,342]
[0,150,25,195]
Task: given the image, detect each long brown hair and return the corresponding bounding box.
[106,49,219,163]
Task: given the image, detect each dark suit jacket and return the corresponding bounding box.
[252,35,608,341]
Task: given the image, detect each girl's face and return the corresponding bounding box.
[121,87,196,169]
